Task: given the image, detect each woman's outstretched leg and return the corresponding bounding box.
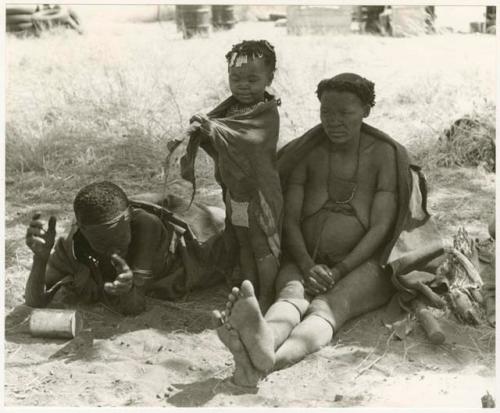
[274,314,333,369]
[264,261,309,349]
[274,260,394,370]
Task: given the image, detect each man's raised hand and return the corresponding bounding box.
[25,213,57,261]
[104,253,134,296]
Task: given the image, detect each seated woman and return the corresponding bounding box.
[212,73,432,386]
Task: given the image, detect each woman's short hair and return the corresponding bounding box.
[316,73,376,107]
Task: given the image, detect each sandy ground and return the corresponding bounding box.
[4,167,495,408]
[4,286,495,408]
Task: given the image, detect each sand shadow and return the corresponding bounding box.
[330,305,494,372]
[167,377,258,407]
[5,283,229,344]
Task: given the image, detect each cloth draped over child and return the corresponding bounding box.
[180,93,283,260]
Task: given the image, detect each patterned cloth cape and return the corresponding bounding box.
[180,93,283,259]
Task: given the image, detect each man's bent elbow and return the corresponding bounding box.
[24,292,50,308]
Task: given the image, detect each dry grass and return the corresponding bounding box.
[413,106,496,172]
[5,10,496,304]
[6,17,496,193]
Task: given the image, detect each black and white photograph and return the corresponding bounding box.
[3,2,497,409]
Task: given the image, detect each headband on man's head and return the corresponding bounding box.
[77,206,131,230]
[316,72,376,107]
[77,207,131,254]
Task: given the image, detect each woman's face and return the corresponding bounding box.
[228,57,272,105]
[320,89,369,145]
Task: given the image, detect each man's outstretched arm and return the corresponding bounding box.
[24,214,65,307]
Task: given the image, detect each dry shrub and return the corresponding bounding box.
[436,113,495,171]
[412,104,496,173]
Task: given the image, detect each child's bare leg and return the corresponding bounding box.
[211,310,261,387]
[233,226,258,289]
[254,254,277,313]
[226,280,275,371]
[248,220,278,313]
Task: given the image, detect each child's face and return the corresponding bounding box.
[228,57,273,105]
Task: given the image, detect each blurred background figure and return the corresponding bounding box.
[6,4,82,35]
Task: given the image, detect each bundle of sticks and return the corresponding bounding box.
[396,224,495,344]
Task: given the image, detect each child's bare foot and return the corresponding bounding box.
[211,310,261,387]
[228,280,275,372]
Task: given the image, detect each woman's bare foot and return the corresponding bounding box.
[211,310,261,387]
[227,280,275,372]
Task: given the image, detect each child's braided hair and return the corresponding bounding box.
[225,40,277,73]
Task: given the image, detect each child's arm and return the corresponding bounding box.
[167,114,206,152]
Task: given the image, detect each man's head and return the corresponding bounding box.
[73,181,131,257]
[225,40,276,106]
[316,73,376,145]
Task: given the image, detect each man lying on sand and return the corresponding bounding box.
[24,181,229,315]
[212,73,434,386]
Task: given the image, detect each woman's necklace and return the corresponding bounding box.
[327,134,362,205]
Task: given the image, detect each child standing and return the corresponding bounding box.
[177,40,282,312]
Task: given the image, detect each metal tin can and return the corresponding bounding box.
[29,309,83,339]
